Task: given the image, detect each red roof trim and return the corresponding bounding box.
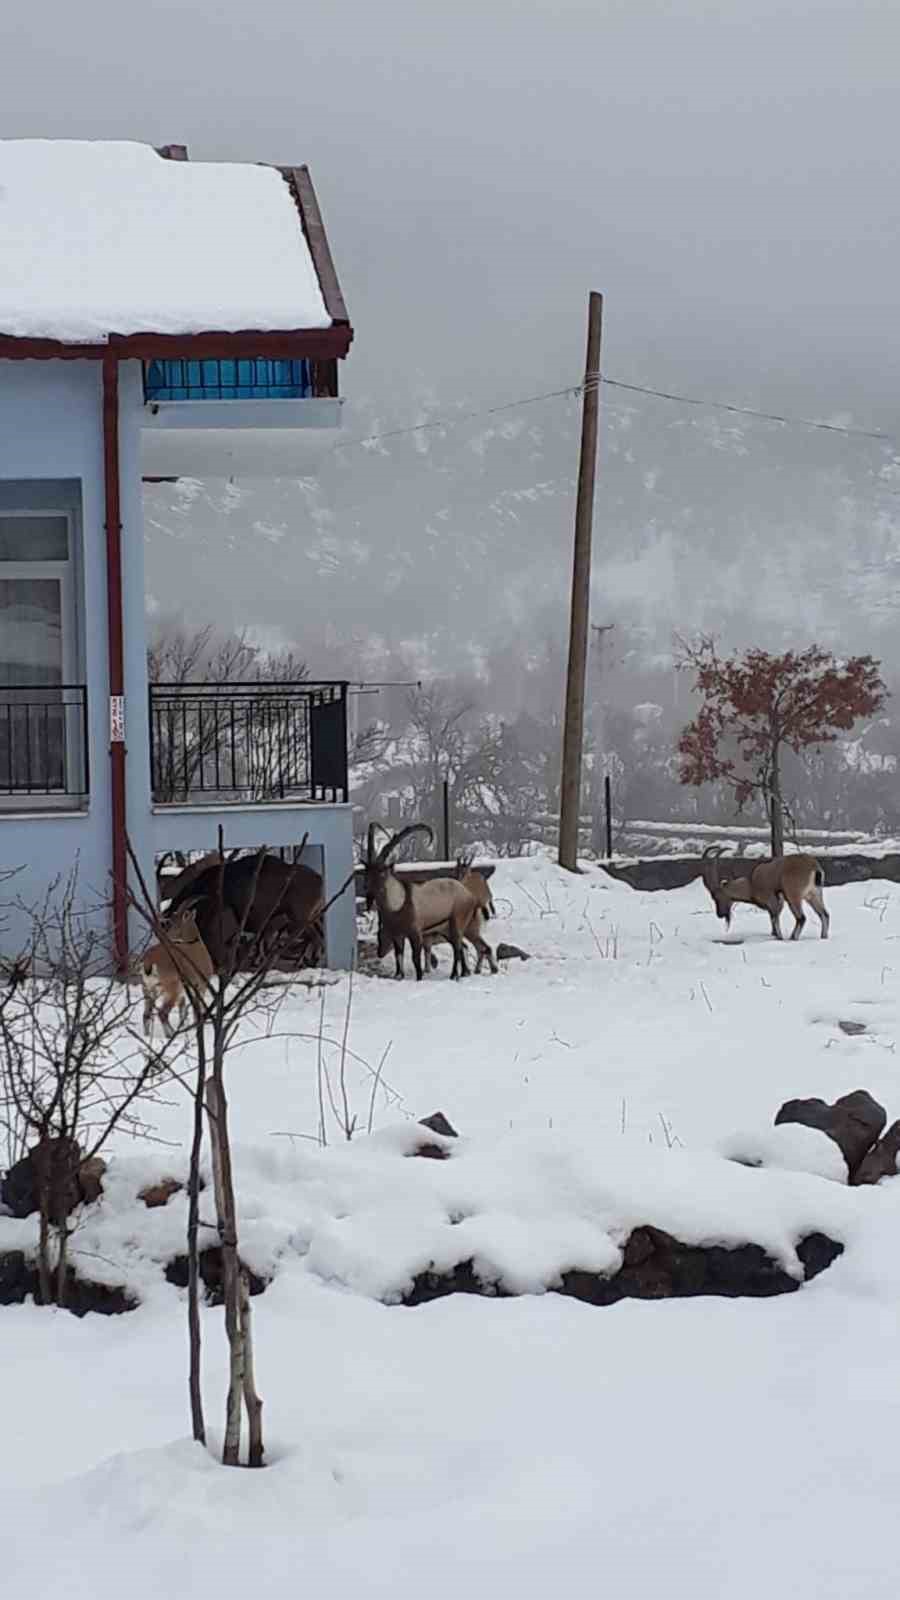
[0,326,351,361]
[278,165,351,329]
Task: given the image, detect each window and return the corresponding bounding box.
[0,494,86,803]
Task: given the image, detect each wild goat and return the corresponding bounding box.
[364,823,493,980]
[164,848,324,970]
[700,847,830,941]
[422,863,497,973]
[141,903,215,1039]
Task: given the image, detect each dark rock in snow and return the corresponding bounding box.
[496,942,531,962]
[419,1112,458,1139]
[0,1249,135,1316]
[1,1137,84,1221]
[165,1248,268,1303]
[402,1227,843,1308]
[838,1019,868,1037]
[77,1156,107,1205]
[775,1090,886,1178]
[851,1120,900,1186]
[139,1177,184,1208]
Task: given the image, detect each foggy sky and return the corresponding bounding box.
[4,0,900,423]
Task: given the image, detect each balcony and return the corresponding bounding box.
[0,685,89,807]
[149,680,348,807]
[144,358,315,402]
[141,355,342,477]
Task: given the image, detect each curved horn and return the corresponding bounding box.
[700,844,725,894]
[376,822,434,866]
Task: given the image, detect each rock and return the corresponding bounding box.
[838,1019,867,1036]
[78,1156,106,1205]
[403,1228,843,1308]
[1,1136,83,1222]
[139,1177,183,1209]
[164,1248,268,1303]
[419,1112,458,1139]
[0,1249,135,1316]
[775,1090,886,1179]
[851,1120,900,1186]
[496,942,530,962]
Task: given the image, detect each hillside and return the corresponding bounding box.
[143,387,900,675]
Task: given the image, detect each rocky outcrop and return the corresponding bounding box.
[164,1249,268,1303]
[0,1250,135,1316]
[852,1121,900,1186]
[403,1228,842,1308]
[775,1091,886,1179]
[1,1139,107,1221]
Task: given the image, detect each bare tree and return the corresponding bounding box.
[0,871,178,1306]
[128,833,355,1467]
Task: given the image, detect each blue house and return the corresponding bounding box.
[0,139,356,969]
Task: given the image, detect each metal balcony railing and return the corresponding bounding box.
[149,681,348,806]
[0,685,89,801]
[143,358,314,402]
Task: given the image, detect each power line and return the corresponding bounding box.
[598,377,894,442]
[328,381,583,453]
[327,372,897,455]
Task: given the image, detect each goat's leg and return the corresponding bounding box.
[393,940,405,979]
[409,932,425,981]
[159,999,177,1039]
[449,917,469,979]
[142,990,155,1041]
[471,934,497,975]
[807,888,830,940]
[785,894,806,941]
[767,894,783,940]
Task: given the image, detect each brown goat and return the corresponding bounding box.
[423,901,498,974]
[141,903,215,1039]
[164,848,324,971]
[365,823,477,980]
[700,847,830,940]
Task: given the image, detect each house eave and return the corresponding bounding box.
[0,325,353,362]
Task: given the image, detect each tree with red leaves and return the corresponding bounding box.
[676,638,887,855]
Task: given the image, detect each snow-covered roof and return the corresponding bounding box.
[0,141,331,342]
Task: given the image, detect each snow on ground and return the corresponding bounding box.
[4,859,900,1598]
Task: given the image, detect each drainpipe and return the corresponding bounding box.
[102,353,129,974]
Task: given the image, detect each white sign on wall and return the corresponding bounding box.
[109,695,126,743]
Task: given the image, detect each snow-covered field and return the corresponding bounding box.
[5,858,900,1598]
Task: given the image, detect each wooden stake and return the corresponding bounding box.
[205,1074,245,1467]
[559,291,603,871]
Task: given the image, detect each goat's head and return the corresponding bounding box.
[363,822,434,910]
[159,898,203,944]
[700,846,735,926]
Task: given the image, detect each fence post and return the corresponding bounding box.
[442,778,451,862]
[604,773,613,861]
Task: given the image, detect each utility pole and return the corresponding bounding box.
[559,290,603,871]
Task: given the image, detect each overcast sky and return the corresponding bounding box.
[3,0,899,422]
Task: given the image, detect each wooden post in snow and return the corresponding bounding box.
[559,291,603,872]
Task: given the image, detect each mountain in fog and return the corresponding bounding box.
[144,387,900,678]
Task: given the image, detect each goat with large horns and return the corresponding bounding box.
[700,847,830,940]
[364,822,491,980]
